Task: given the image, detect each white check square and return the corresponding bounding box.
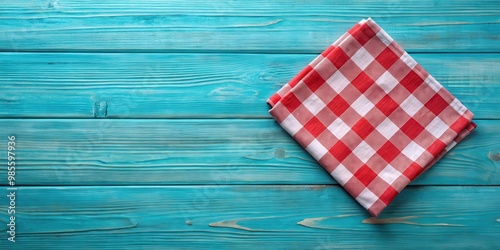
[356,188,378,209]
[375,29,393,46]
[450,98,467,115]
[306,139,328,160]
[327,118,351,139]
[379,165,401,185]
[351,95,375,116]
[352,141,376,163]
[351,47,375,70]
[425,75,442,93]
[426,117,449,139]
[402,141,426,161]
[280,114,302,136]
[376,118,399,140]
[302,93,325,115]
[331,164,353,185]
[376,71,399,94]
[400,94,424,116]
[326,71,350,93]
[400,52,417,69]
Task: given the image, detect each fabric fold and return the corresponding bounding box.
[267,18,476,217]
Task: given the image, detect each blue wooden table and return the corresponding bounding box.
[1,1,499,249]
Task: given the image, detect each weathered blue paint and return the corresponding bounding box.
[0,119,497,186]
[0,53,498,119]
[0,186,499,249]
[0,0,499,52]
[0,0,499,248]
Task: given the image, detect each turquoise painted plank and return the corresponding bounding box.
[0,119,497,186]
[0,0,498,52]
[0,186,498,249]
[0,53,498,119]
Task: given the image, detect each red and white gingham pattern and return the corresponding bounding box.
[268,18,476,217]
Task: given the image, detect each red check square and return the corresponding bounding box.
[354,165,378,186]
[304,117,327,137]
[375,95,399,116]
[352,71,375,93]
[403,162,423,181]
[425,94,450,116]
[327,48,351,69]
[330,140,352,162]
[401,118,425,140]
[281,93,302,113]
[350,24,376,45]
[303,69,326,92]
[327,95,350,116]
[352,118,376,140]
[377,141,400,163]
[400,70,424,93]
[379,186,399,205]
[376,47,400,70]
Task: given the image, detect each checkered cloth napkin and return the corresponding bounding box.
[268,18,476,216]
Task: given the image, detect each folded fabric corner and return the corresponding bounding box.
[267,18,476,217]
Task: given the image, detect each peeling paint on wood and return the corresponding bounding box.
[297,215,358,230]
[209,218,258,231]
[362,216,464,227]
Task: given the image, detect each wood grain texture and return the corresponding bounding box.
[0,186,498,249]
[0,119,497,186]
[1,0,499,248]
[0,53,498,119]
[0,0,499,52]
